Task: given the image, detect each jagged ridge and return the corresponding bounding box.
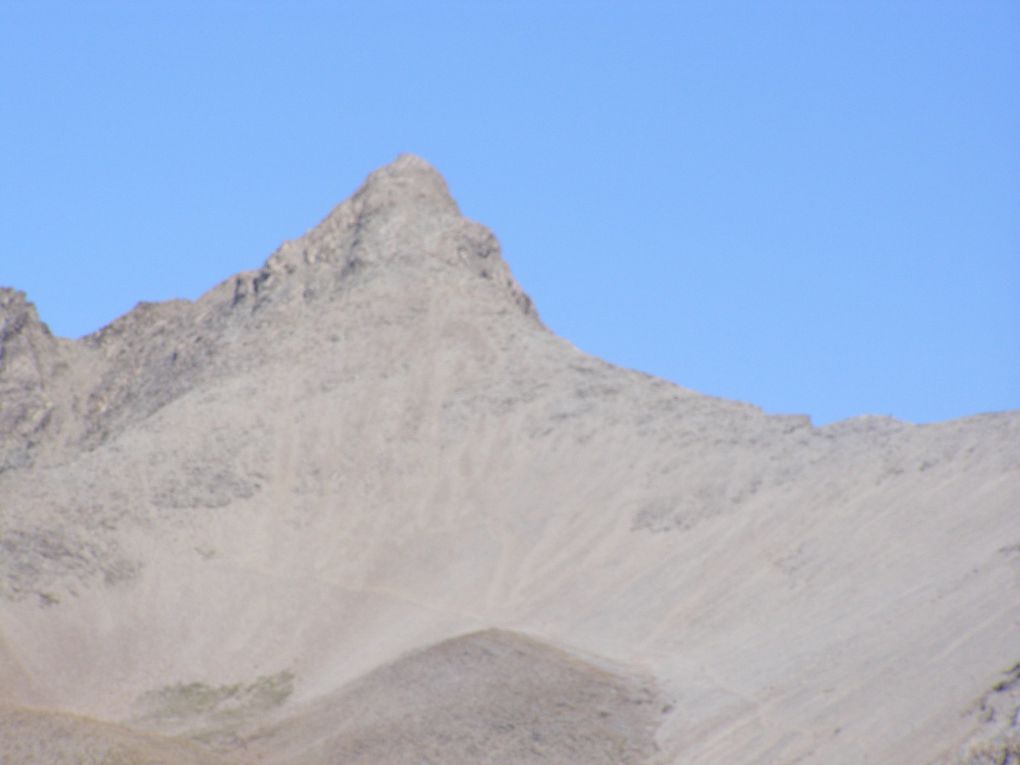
[0,156,537,469]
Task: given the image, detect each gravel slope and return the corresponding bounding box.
[1,155,1017,764]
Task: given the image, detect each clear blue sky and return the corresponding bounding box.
[2,2,1017,425]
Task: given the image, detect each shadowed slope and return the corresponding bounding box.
[242,629,662,765]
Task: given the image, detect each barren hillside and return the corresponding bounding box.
[1,156,1017,764]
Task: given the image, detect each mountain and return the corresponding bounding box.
[1,155,1017,765]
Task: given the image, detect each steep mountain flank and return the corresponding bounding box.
[0,289,77,471]
[1,156,1017,764]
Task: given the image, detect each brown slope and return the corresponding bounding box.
[240,629,662,765]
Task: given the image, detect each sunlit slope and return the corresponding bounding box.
[1,156,1017,764]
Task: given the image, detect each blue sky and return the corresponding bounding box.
[2,2,1017,425]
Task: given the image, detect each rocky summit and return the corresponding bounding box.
[1,155,1017,765]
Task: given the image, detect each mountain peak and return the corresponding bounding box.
[310,153,462,253]
[252,156,536,318]
[2,157,1019,765]
[355,153,459,215]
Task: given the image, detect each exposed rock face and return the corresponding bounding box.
[0,155,1017,765]
[0,290,65,470]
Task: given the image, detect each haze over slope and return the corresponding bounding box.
[0,156,1017,764]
